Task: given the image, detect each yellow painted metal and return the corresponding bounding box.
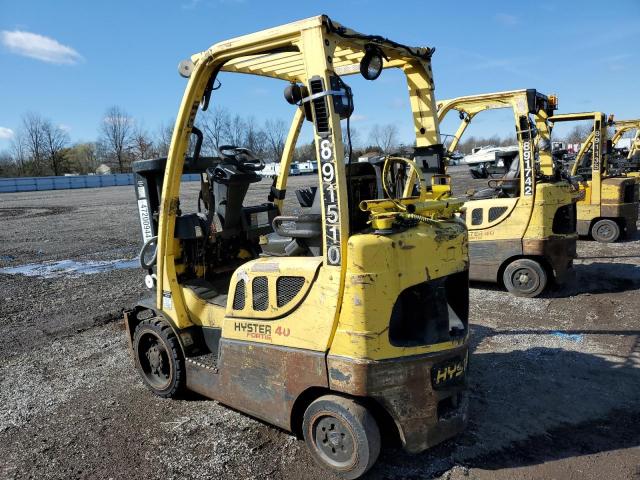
[330,220,468,360]
[152,15,467,363]
[274,108,305,212]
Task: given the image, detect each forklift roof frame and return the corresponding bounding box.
[156,15,446,328]
[612,119,640,160]
[548,112,608,204]
[437,89,557,204]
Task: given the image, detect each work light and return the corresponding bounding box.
[360,45,384,80]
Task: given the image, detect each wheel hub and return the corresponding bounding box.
[598,225,612,237]
[315,416,354,465]
[146,345,163,373]
[512,267,538,293]
[138,333,170,388]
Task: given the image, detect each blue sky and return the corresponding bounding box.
[1,0,639,148]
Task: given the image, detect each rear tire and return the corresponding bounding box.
[302,395,380,479]
[591,219,620,243]
[503,258,548,298]
[133,318,185,398]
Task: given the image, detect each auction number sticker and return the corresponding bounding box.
[523,139,533,196]
[592,121,601,172]
[319,135,341,266]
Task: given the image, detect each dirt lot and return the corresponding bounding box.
[1,168,639,480]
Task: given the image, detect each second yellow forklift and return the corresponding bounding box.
[437,89,578,297]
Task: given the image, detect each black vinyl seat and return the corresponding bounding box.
[471,155,521,200]
[261,187,323,257]
[182,278,229,307]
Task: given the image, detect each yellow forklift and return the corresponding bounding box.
[548,112,639,242]
[610,118,640,178]
[437,90,578,297]
[125,16,470,479]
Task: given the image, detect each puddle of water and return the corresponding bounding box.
[0,258,139,278]
[551,332,584,343]
[0,255,16,261]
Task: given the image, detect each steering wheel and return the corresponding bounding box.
[218,145,265,172]
[382,157,423,202]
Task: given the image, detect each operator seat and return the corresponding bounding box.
[260,188,322,257]
[471,154,520,200]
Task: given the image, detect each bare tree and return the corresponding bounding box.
[99,106,134,173]
[244,116,268,157]
[132,127,154,161]
[342,126,360,160]
[0,150,19,176]
[200,107,230,155]
[264,118,287,162]
[22,112,47,175]
[564,124,593,144]
[10,130,29,174]
[226,114,246,148]
[369,123,399,154]
[42,120,70,175]
[155,121,174,157]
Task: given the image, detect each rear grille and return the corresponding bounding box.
[553,204,576,234]
[309,77,329,134]
[276,276,305,307]
[488,206,508,222]
[252,276,268,311]
[232,279,245,310]
[471,208,483,225]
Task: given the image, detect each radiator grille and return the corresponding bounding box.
[488,206,508,222]
[232,279,245,310]
[252,276,269,311]
[276,276,305,307]
[471,208,483,225]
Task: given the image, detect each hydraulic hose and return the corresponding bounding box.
[139,235,158,270]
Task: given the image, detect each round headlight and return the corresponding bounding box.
[360,46,384,81]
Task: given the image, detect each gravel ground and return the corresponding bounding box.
[1,168,639,480]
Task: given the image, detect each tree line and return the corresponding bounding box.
[0,104,428,178]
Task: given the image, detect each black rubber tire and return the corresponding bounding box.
[133,318,185,398]
[591,218,621,243]
[302,395,380,480]
[503,258,548,298]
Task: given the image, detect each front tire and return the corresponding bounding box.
[503,258,548,298]
[133,318,185,398]
[302,395,380,480]
[591,218,620,243]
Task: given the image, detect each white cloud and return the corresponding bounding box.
[1,30,83,65]
[0,127,14,140]
[495,13,519,27]
[350,114,367,122]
